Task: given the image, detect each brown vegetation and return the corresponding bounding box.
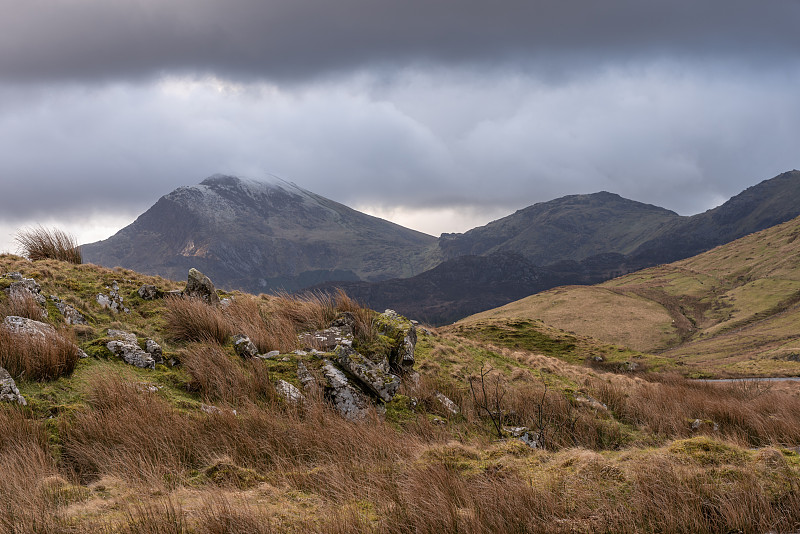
[14,226,82,264]
[0,326,79,380]
[164,295,231,344]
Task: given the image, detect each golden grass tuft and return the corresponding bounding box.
[164,296,231,344]
[14,226,82,264]
[0,291,45,321]
[0,325,79,381]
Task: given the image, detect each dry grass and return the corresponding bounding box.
[0,325,79,380]
[181,341,274,405]
[0,291,45,320]
[164,296,230,344]
[14,225,82,264]
[592,373,800,447]
[225,296,298,353]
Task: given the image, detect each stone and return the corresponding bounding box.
[145,339,164,364]
[375,309,417,372]
[137,284,162,300]
[297,362,317,392]
[261,350,280,359]
[575,395,608,411]
[5,275,46,305]
[0,367,27,405]
[106,331,155,370]
[232,334,259,359]
[275,379,304,404]
[335,345,399,402]
[435,392,460,415]
[330,312,355,335]
[322,359,371,420]
[108,329,137,343]
[3,315,56,339]
[97,281,129,313]
[49,295,87,325]
[184,268,220,305]
[298,326,353,351]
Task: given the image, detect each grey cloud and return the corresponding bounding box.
[1,1,799,83]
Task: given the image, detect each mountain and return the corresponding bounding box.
[327,170,800,324]
[458,212,800,377]
[438,191,679,265]
[82,175,439,293]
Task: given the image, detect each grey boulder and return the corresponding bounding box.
[184,268,220,305]
[335,345,399,403]
[322,359,371,421]
[0,367,27,406]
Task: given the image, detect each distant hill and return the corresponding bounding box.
[328,170,800,324]
[438,191,679,265]
[82,175,439,293]
[459,213,800,377]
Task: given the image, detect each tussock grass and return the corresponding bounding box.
[164,296,230,344]
[0,291,45,320]
[0,325,79,380]
[181,341,274,405]
[14,226,82,264]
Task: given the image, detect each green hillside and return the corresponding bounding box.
[461,214,800,377]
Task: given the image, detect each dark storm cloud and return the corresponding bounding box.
[2,0,799,83]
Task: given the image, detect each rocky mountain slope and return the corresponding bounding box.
[82,175,439,293]
[331,170,800,324]
[460,213,800,377]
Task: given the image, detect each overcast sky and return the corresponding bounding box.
[1,0,799,253]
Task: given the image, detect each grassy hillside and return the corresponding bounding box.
[461,214,800,377]
[3,253,800,531]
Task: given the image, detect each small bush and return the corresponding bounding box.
[14,226,82,264]
[164,296,230,344]
[0,326,79,380]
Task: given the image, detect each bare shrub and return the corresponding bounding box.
[181,341,274,405]
[164,296,230,344]
[0,326,79,380]
[14,226,82,264]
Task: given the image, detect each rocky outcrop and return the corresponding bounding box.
[297,362,318,392]
[335,345,399,402]
[3,315,57,339]
[4,272,46,305]
[321,359,371,420]
[375,309,417,372]
[184,268,219,305]
[435,392,460,415]
[298,327,353,351]
[49,295,87,325]
[145,339,164,365]
[97,281,129,314]
[275,379,304,404]
[0,367,27,405]
[106,330,155,370]
[233,334,259,359]
[137,284,162,300]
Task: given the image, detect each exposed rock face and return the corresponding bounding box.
[321,359,371,420]
[5,273,46,305]
[4,315,56,339]
[335,345,399,403]
[97,281,129,313]
[106,330,155,370]
[275,379,304,404]
[0,367,27,405]
[297,362,317,392]
[49,295,87,325]
[137,284,162,300]
[232,334,259,359]
[145,339,164,365]
[298,327,353,351]
[184,268,219,305]
[375,310,417,372]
